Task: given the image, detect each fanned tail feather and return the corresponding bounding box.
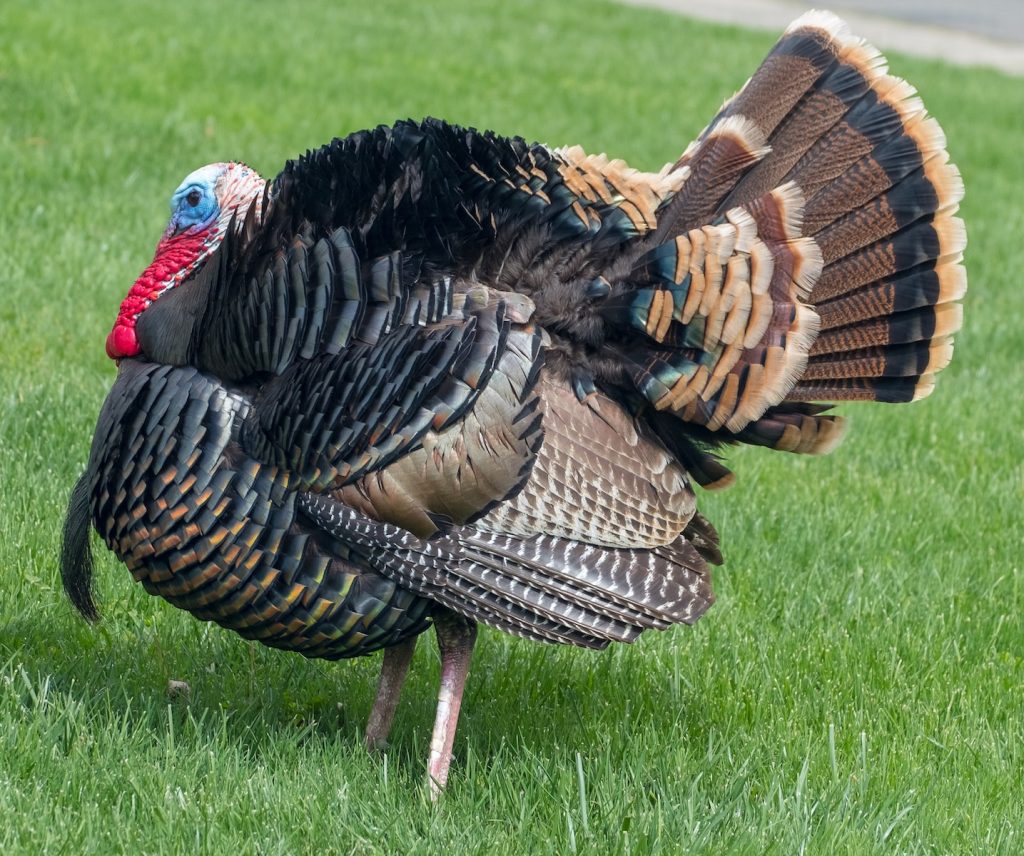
[777,13,966,405]
[605,11,964,480]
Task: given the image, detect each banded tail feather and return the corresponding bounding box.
[781,13,966,405]
[606,10,963,475]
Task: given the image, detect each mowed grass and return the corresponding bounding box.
[1,0,1022,852]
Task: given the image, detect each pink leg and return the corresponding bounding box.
[427,611,478,798]
[364,636,417,751]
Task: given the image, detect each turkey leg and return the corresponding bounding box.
[364,636,418,750]
[427,610,478,798]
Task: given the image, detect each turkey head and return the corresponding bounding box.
[106,162,266,362]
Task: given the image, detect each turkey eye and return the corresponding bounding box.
[186,189,202,207]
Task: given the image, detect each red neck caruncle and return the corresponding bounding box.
[106,226,215,360]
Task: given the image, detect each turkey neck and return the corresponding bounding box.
[86,360,431,659]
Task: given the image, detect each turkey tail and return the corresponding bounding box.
[612,11,963,479]
[61,471,100,622]
[775,14,966,405]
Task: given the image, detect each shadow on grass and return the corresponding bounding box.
[1,608,715,779]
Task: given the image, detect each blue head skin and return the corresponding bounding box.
[165,164,227,236]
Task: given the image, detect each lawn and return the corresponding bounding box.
[1,0,1022,852]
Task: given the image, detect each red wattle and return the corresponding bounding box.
[106,227,211,361]
[106,324,138,359]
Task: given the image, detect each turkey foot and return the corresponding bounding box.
[364,636,418,751]
[427,610,477,799]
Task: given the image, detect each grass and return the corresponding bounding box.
[1,0,1022,852]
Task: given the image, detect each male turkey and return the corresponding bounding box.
[62,12,965,794]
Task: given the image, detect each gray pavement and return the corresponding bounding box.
[828,0,1024,44]
[619,0,1024,74]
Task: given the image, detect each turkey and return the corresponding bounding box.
[61,11,965,795]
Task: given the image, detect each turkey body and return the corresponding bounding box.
[62,12,965,794]
[79,351,713,659]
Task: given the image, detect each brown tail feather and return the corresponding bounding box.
[663,11,964,443]
[771,15,965,405]
[612,11,964,490]
[802,336,954,380]
[815,262,966,330]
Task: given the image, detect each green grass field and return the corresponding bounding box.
[2,0,1022,852]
